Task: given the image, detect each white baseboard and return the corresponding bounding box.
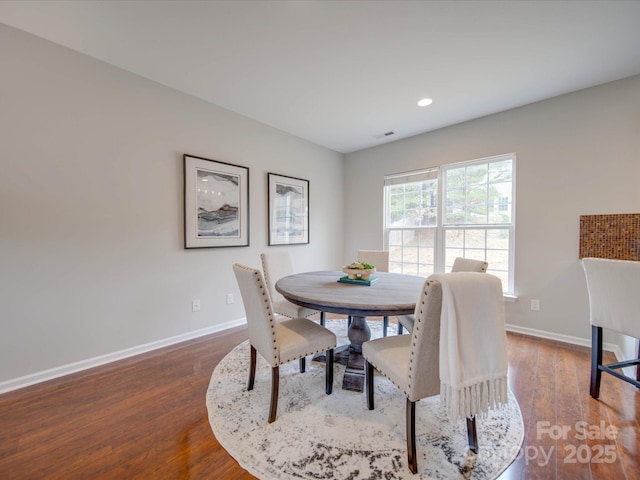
[0,317,247,394]
[505,323,630,369]
[507,323,587,347]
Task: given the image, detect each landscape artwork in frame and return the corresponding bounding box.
[184,154,249,248]
[268,173,309,245]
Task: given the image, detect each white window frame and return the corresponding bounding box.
[384,153,516,294]
[383,168,439,277]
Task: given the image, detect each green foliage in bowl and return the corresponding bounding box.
[345,261,375,270]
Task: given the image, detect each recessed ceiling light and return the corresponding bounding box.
[417,98,433,107]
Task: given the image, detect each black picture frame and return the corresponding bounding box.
[184,154,249,248]
[268,172,309,245]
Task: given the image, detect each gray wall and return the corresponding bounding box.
[0,25,344,386]
[344,75,640,351]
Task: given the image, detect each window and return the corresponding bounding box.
[384,154,515,293]
[385,168,438,277]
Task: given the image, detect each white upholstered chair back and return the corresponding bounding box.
[357,250,389,272]
[261,251,294,305]
[581,257,640,338]
[233,263,280,367]
[406,279,443,401]
[261,251,318,319]
[451,257,488,273]
[406,274,505,401]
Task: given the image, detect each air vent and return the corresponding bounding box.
[373,131,395,140]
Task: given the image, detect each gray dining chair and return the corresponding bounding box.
[581,257,640,398]
[363,272,506,473]
[357,250,390,336]
[233,263,337,423]
[261,251,325,327]
[397,257,488,334]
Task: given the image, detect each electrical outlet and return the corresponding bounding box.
[530,299,540,311]
[226,293,234,304]
[192,299,201,312]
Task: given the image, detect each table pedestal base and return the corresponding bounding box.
[342,348,366,392]
[343,315,370,391]
[312,315,371,393]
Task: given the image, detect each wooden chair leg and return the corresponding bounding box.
[366,360,374,410]
[299,357,306,373]
[467,415,478,453]
[326,349,334,394]
[247,345,257,391]
[268,366,279,423]
[383,316,389,337]
[347,316,352,328]
[407,398,417,474]
[320,311,325,327]
[590,325,603,399]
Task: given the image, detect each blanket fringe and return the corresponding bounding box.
[440,376,508,422]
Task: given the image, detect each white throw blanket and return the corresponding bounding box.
[429,273,508,421]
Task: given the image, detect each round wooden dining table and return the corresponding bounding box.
[275,270,425,392]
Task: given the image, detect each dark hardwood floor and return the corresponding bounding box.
[0,318,637,479]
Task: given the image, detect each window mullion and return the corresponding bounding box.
[435,167,445,273]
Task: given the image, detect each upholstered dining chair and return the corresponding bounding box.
[261,251,325,326]
[581,257,640,399]
[233,263,337,423]
[397,257,489,334]
[363,273,507,474]
[450,256,489,274]
[357,250,390,336]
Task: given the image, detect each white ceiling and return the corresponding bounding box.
[2,0,640,154]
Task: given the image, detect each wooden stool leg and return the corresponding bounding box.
[590,326,603,399]
[636,341,640,383]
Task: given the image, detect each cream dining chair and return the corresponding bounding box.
[363,272,507,474]
[357,250,390,336]
[397,257,488,334]
[233,263,337,423]
[581,257,640,398]
[261,251,325,327]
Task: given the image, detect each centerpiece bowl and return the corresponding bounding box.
[342,265,377,280]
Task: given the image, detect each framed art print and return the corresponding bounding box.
[184,154,249,248]
[268,173,309,245]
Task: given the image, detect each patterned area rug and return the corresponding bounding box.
[206,320,523,479]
